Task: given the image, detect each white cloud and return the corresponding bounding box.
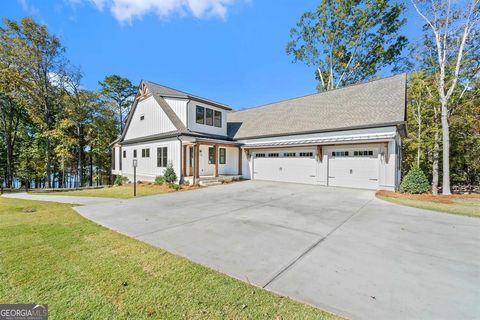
[83,0,240,23]
[18,0,40,16]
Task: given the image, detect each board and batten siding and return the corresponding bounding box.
[124,96,177,140]
[195,145,239,176]
[164,97,187,126]
[187,100,228,136]
[116,139,181,182]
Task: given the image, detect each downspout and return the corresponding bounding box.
[175,98,190,184]
[176,134,183,184]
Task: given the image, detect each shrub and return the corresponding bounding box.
[154,176,165,185]
[168,183,182,190]
[400,167,430,194]
[163,162,177,184]
[114,175,128,186]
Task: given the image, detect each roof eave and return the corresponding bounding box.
[232,122,405,141]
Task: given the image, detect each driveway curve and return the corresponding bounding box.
[7,181,480,319]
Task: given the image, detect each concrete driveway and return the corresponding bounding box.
[71,181,480,319]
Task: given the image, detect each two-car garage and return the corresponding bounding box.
[251,144,381,190]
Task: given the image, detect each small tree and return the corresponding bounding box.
[400,167,430,194]
[163,162,177,184]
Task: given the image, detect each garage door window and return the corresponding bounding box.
[299,152,314,157]
[255,153,266,158]
[354,150,374,156]
[332,151,349,157]
[268,153,279,157]
[284,152,296,157]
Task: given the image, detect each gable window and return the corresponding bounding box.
[208,147,216,164]
[255,153,265,158]
[196,106,205,124]
[157,147,168,167]
[142,148,150,158]
[214,111,222,127]
[284,152,296,157]
[123,150,126,158]
[140,114,145,121]
[133,149,137,158]
[268,153,279,158]
[219,148,226,164]
[206,108,214,126]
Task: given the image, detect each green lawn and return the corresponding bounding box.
[37,185,167,199]
[378,196,480,218]
[0,197,340,319]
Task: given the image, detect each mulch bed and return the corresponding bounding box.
[135,182,203,193]
[376,190,480,204]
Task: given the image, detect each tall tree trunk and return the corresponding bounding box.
[5,133,14,188]
[89,152,93,187]
[432,108,440,195]
[441,101,451,195]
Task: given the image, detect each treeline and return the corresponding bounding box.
[0,17,136,189]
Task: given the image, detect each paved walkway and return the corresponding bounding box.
[3,182,480,319]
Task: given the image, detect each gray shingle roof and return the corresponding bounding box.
[144,80,231,110]
[227,74,407,140]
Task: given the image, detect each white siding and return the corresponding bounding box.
[165,97,187,126]
[124,96,177,140]
[116,139,181,182]
[112,146,121,175]
[220,147,239,175]
[379,140,398,191]
[184,145,238,176]
[187,100,228,136]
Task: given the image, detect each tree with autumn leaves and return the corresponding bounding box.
[0,17,134,189]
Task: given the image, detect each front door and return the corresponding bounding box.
[189,146,194,176]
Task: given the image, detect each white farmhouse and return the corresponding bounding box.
[112,74,406,190]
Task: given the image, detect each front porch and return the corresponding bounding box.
[181,139,243,184]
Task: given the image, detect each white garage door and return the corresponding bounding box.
[328,147,379,189]
[253,150,317,184]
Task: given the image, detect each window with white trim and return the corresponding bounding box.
[268,153,279,157]
[157,147,168,167]
[141,148,150,158]
[255,153,266,158]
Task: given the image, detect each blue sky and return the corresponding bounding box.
[4,0,424,109]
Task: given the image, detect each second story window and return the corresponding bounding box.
[214,111,222,127]
[196,106,205,124]
[195,105,222,128]
[206,108,213,126]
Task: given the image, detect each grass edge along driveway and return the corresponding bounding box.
[0,197,341,320]
[377,191,480,218]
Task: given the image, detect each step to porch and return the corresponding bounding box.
[184,175,242,187]
[198,180,223,187]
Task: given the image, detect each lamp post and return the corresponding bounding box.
[133,159,138,197]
